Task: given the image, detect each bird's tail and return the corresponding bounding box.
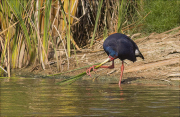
[139,52,144,60]
[135,49,144,60]
[137,50,144,60]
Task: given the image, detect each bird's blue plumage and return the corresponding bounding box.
[103,46,118,58]
[103,33,144,62]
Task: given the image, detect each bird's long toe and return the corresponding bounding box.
[86,65,96,77]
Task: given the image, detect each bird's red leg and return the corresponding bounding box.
[99,60,114,69]
[99,55,117,68]
[119,61,124,88]
[86,56,116,76]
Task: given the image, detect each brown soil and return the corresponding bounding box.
[15,27,180,87]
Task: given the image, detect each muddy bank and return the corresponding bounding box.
[12,27,180,87]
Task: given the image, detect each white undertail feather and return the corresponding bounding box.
[135,49,140,56]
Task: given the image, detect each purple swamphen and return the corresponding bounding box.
[86,33,144,87]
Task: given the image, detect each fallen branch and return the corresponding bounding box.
[160,26,180,35]
[162,32,180,40]
[0,66,7,74]
[125,58,179,73]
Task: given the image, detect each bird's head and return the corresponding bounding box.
[104,46,118,59]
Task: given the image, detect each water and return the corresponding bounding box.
[0,77,179,116]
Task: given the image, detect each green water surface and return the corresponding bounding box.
[0,77,179,116]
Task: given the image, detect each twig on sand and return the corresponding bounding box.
[0,66,7,74]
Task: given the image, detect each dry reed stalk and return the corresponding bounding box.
[53,25,70,69]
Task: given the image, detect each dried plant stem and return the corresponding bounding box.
[0,66,7,73]
[7,33,10,77]
[53,25,70,69]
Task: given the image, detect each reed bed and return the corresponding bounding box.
[0,0,179,77]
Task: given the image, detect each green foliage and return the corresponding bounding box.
[90,0,103,48]
[143,0,180,33]
[117,0,126,33]
[43,0,52,52]
[42,0,52,63]
[7,0,31,51]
